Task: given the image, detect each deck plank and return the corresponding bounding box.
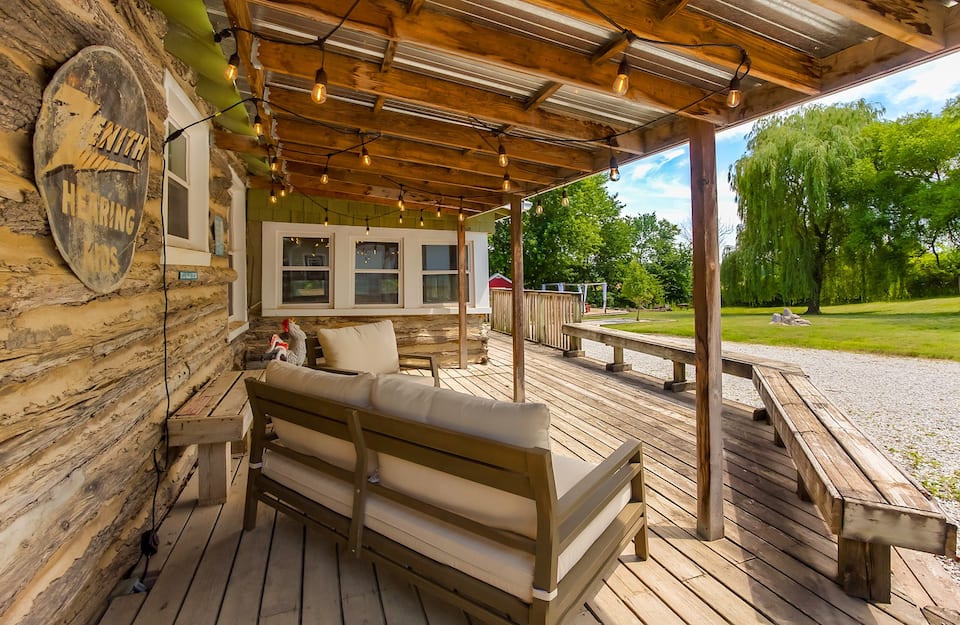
[302,529,344,625]
[340,549,386,625]
[258,514,304,624]
[215,505,275,625]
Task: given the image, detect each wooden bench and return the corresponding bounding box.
[753,366,957,602]
[305,336,441,387]
[562,322,801,391]
[169,370,264,505]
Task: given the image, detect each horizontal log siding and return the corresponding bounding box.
[489,288,582,350]
[245,314,489,367]
[0,3,246,625]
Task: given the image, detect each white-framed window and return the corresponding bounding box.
[354,239,401,306]
[281,235,332,306]
[227,169,248,341]
[162,72,210,266]
[260,221,490,316]
[421,243,470,305]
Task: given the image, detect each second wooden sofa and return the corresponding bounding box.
[244,360,648,625]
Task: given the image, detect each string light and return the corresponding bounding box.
[726,75,742,108]
[561,188,569,206]
[419,210,424,227]
[397,186,405,211]
[360,136,371,166]
[502,171,512,192]
[253,114,263,137]
[436,196,443,219]
[398,212,404,225]
[365,218,370,235]
[270,156,278,173]
[609,151,621,181]
[321,156,330,184]
[269,187,278,204]
[312,67,328,104]
[613,57,630,96]
[498,142,508,168]
[458,196,464,222]
[224,52,239,82]
[324,208,329,226]
[535,199,543,215]
[279,185,287,197]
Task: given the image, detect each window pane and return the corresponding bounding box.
[356,241,398,269]
[355,273,399,305]
[422,244,464,271]
[423,274,460,304]
[282,270,330,303]
[283,237,329,267]
[167,124,187,179]
[167,179,189,239]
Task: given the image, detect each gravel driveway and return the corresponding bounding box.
[580,335,960,585]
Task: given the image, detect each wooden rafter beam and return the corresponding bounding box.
[524,82,563,112]
[256,40,655,155]
[656,0,689,21]
[380,39,399,72]
[247,0,729,123]
[264,88,598,171]
[407,0,425,16]
[251,175,502,211]
[223,0,272,148]
[284,159,510,194]
[807,0,945,53]
[272,118,571,184]
[590,32,632,65]
[521,0,821,95]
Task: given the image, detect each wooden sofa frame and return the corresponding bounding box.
[244,379,648,625]
[305,336,441,387]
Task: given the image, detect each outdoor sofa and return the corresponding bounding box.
[243,360,649,625]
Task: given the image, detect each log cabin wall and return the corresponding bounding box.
[0,2,244,624]
[244,192,493,367]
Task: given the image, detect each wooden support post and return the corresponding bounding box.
[752,407,769,422]
[774,428,785,448]
[606,345,631,372]
[690,119,724,541]
[510,196,525,403]
[838,537,892,602]
[457,214,468,369]
[796,471,811,502]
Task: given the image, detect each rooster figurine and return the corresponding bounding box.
[282,318,307,366]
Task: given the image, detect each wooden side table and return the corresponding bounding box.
[169,369,265,505]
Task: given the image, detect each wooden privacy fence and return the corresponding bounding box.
[490,288,583,350]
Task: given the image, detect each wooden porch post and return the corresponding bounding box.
[457,211,468,369]
[690,119,724,541]
[510,196,525,402]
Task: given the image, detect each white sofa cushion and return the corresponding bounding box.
[264,448,632,602]
[317,320,400,374]
[265,359,376,473]
[370,375,552,538]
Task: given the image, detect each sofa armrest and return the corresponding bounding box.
[399,352,440,387]
[305,337,323,369]
[556,440,644,550]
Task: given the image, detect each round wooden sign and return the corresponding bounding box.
[34,46,149,293]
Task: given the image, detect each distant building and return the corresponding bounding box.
[489,273,512,289]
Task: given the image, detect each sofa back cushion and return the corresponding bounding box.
[317,320,400,374]
[370,375,551,538]
[265,360,376,473]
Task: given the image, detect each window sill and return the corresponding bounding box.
[227,321,249,342]
[163,245,211,267]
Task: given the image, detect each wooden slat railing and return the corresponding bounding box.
[490,288,583,350]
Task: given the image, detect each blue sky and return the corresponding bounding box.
[607,50,960,247]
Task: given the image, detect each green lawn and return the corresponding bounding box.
[605,296,960,361]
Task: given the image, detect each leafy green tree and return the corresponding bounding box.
[729,101,882,313]
[632,214,692,303]
[621,260,664,318]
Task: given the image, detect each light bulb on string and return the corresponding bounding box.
[458,196,464,223]
[502,171,511,192]
[269,187,278,204]
[535,200,543,215]
[253,114,263,137]
[398,212,403,225]
[726,75,742,108]
[561,188,569,207]
[498,142,508,168]
[613,57,630,96]
[224,52,240,81]
[360,141,371,167]
[397,187,405,211]
[324,209,329,227]
[312,67,328,104]
[270,156,278,173]
[365,218,370,235]
[419,210,424,227]
[609,152,621,182]
[321,157,330,184]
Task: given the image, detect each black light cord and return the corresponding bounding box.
[214,0,361,49]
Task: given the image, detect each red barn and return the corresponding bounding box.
[488,273,513,289]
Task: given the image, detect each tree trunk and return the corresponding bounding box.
[806,249,826,314]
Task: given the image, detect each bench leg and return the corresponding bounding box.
[773,428,785,448]
[606,346,632,372]
[838,537,891,602]
[664,361,692,391]
[796,471,811,502]
[752,407,769,422]
[197,442,231,506]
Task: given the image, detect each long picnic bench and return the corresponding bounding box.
[561,322,802,391]
[561,322,958,602]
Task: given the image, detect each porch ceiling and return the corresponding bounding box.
[173,0,958,216]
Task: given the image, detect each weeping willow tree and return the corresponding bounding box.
[728,101,881,313]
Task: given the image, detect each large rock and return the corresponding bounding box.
[771,307,811,326]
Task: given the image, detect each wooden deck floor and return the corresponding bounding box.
[99,333,959,625]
